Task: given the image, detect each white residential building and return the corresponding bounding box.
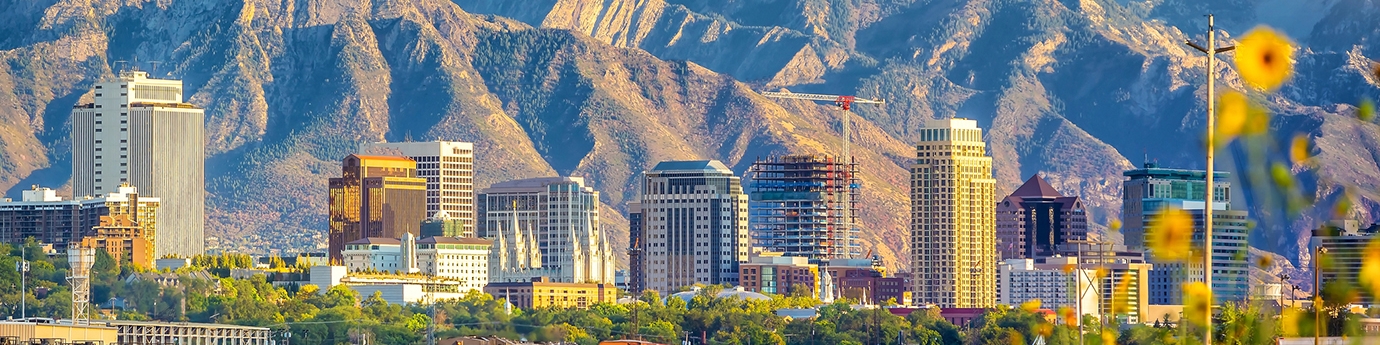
[72,70,205,257]
[417,236,491,291]
[998,258,1099,316]
[634,160,750,293]
[361,141,476,237]
[342,237,407,273]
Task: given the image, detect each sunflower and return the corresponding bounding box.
[1234,26,1296,92]
[1361,98,1375,122]
[1357,237,1380,300]
[1059,306,1078,327]
[1289,134,1311,165]
[1020,299,1043,313]
[1112,272,1132,314]
[1147,207,1194,262]
[1215,91,1249,145]
[1183,282,1213,328]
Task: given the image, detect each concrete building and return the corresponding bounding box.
[0,185,158,259]
[327,154,428,261]
[998,258,1099,317]
[747,154,861,260]
[483,277,617,309]
[416,236,492,291]
[635,160,751,293]
[1309,220,1380,303]
[71,70,204,257]
[739,252,819,296]
[361,141,476,236]
[1122,162,1230,249]
[996,175,1087,260]
[342,237,407,273]
[479,177,615,284]
[910,118,997,308]
[821,258,911,305]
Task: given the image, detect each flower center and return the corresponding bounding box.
[1262,50,1275,67]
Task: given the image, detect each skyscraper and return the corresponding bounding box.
[72,70,204,257]
[909,118,997,308]
[747,154,860,260]
[479,177,615,284]
[361,141,476,237]
[995,174,1088,260]
[1121,162,1230,249]
[637,160,750,293]
[628,201,646,294]
[327,154,428,261]
[1123,163,1248,304]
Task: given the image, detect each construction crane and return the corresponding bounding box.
[760,90,884,259]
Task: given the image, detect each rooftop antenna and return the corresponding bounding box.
[150,61,163,76]
[113,60,128,74]
[131,56,140,71]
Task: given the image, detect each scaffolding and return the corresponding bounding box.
[748,154,861,260]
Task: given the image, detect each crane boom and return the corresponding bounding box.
[760,91,884,111]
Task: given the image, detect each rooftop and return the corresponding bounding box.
[482,176,591,193]
[417,236,493,245]
[345,237,403,245]
[1123,163,1229,179]
[1009,174,1064,198]
[650,160,733,173]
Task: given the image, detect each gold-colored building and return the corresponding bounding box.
[484,277,617,309]
[0,322,117,344]
[328,154,427,261]
[81,214,155,268]
[910,118,997,308]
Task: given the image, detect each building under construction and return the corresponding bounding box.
[748,154,860,260]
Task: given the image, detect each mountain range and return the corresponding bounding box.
[1,0,1378,288]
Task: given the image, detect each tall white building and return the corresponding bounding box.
[480,177,615,284]
[998,258,1099,317]
[910,118,997,308]
[72,70,204,257]
[361,141,476,237]
[635,160,750,293]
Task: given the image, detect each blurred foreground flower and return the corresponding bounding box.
[1361,98,1375,122]
[1112,272,1131,314]
[1059,306,1077,327]
[1289,134,1311,165]
[1020,299,1042,313]
[1358,238,1380,300]
[1184,282,1213,328]
[1147,207,1194,262]
[1234,26,1296,92]
[1216,91,1249,145]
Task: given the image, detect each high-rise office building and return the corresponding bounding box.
[747,154,860,260]
[479,177,615,284]
[1310,220,1380,303]
[996,174,1088,260]
[327,154,428,261]
[909,118,997,308]
[361,141,476,237]
[1123,164,1248,304]
[72,70,204,257]
[636,160,750,293]
[1122,162,1230,249]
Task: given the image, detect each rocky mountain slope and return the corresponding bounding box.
[0,0,1377,275]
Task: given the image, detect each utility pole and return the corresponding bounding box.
[17,245,27,320]
[1315,246,1328,345]
[1185,14,1235,345]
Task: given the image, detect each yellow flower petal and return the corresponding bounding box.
[1020,299,1042,313]
[1059,306,1078,327]
[1112,272,1132,315]
[1234,26,1296,92]
[1257,255,1274,269]
[1183,282,1213,328]
[1289,134,1311,165]
[1101,328,1117,345]
[1147,207,1194,262]
[1109,219,1122,232]
[1360,98,1375,122]
[1357,238,1380,301]
[1215,91,1249,145]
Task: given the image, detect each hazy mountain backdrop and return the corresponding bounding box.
[1,0,1378,286]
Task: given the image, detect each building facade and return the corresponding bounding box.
[909,118,997,308]
[996,175,1087,260]
[480,177,615,284]
[1144,209,1250,304]
[1121,163,1230,249]
[821,258,911,305]
[416,236,491,291]
[998,258,1099,316]
[71,70,204,257]
[327,154,428,261]
[342,237,406,273]
[0,186,158,256]
[636,160,751,293]
[360,141,476,236]
[747,154,861,260]
[421,212,471,238]
[483,277,617,309]
[1308,220,1380,303]
[628,201,646,294]
[738,252,819,296]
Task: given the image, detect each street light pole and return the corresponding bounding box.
[1185,14,1236,345]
